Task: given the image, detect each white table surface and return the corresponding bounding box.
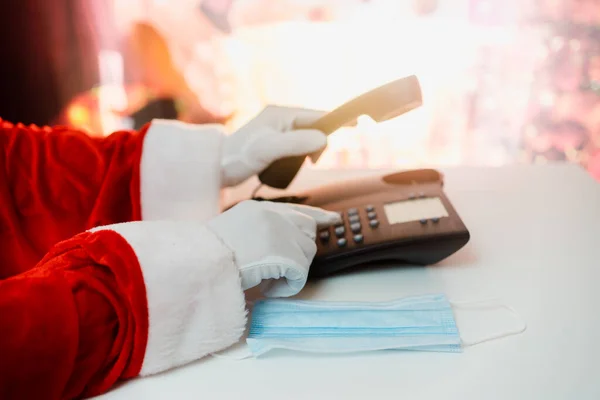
[98,163,600,400]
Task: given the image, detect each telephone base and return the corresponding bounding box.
[308,231,470,279]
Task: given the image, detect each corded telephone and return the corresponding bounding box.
[238,75,470,278]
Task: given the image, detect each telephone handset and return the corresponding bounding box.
[258,75,423,189]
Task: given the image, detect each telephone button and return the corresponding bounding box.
[369,219,379,228]
[353,234,364,243]
[347,208,358,216]
[432,217,440,223]
[319,230,330,242]
[367,211,377,219]
[365,205,375,212]
[350,222,361,233]
[348,214,360,223]
[420,219,427,224]
[337,238,347,247]
[335,226,345,237]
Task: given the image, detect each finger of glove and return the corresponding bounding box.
[262,202,341,229]
[271,215,317,265]
[290,108,328,129]
[259,201,317,240]
[284,209,318,241]
[253,105,325,131]
[284,203,342,228]
[295,229,318,261]
[252,129,327,164]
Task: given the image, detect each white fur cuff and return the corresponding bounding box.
[91,221,248,376]
[140,119,225,222]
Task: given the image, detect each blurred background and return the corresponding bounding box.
[0,0,599,181]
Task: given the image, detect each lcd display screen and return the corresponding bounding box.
[383,197,448,224]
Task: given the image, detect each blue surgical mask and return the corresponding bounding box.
[248,293,461,356]
[212,294,526,359]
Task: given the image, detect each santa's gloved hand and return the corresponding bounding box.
[220,105,327,187]
[206,200,341,297]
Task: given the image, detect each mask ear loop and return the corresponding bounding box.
[449,299,528,347]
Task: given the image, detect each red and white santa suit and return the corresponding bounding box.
[0,107,339,399]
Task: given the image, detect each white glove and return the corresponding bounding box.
[205,200,341,297]
[221,105,327,187]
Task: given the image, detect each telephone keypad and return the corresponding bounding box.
[324,201,443,251]
[323,206,385,249]
[350,222,361,233]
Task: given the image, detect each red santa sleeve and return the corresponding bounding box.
[0,220,247,399]
[0,117,226,277]
[0,118,247,398]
